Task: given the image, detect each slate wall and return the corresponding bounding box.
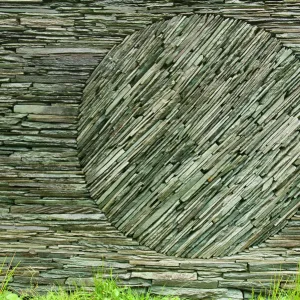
[0,0,299,299]
[78,13,299,259]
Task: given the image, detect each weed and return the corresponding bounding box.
[253,264,300,300]
[33,273,179,300]
[0,255,21,300]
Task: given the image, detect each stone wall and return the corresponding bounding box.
[78,13,299,259]
[0,0,299,299]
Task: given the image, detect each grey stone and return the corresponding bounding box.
[14,105,78,116]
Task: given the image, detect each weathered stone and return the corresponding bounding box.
[152,279,219,289]
[249,261,299,272]
[17,47,108,55]
[0,1,299,298]
[14,105,77,116]
[150,286,243,299]
[131,271,197,281]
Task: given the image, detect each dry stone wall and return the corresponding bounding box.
[0,0,299,299]
[78,14,299,259]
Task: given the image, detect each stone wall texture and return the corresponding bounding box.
[0,0,299,299]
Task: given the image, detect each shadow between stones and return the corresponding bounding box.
[78,14,300,258]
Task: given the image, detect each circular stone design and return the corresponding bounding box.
[78,15,300,258]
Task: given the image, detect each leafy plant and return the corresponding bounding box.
[0,256,21,300]
[0,291,21,300]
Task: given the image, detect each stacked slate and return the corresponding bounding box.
[0,207,299,298]
[0,0,299,298]
[78,14,300,258]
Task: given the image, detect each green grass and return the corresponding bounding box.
[0,265,179,300]
[0,256,20,300]
[33,275,179,300]
[252,266,300,300]
[1,259,300,300]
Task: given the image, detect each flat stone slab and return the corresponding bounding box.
[14,105,78,116]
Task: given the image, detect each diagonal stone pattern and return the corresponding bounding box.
[78,14,300,258]
[0,0,299,298]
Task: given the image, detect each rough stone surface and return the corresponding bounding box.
[78,14,300,258]
[0,0,299,299]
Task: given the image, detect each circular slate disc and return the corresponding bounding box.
[78,14,300,258]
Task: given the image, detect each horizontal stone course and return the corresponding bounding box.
[14,104,78,116]
[131,272,197,281]
[0,0,299,298]
[16,47,108,54]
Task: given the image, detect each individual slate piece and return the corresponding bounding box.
[78,14,300,258]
